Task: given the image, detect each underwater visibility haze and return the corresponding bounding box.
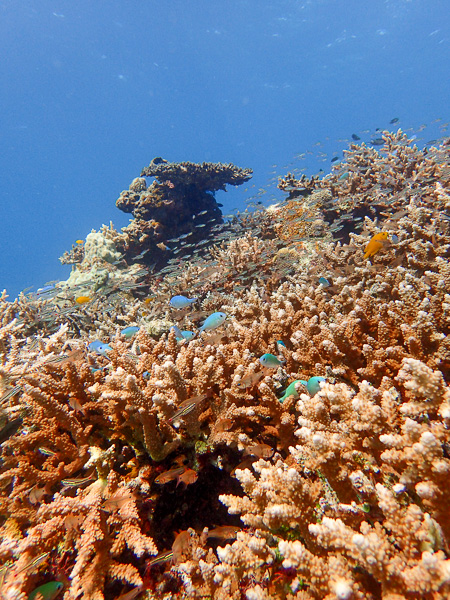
[1,0,449,297]
[0,1,450,599]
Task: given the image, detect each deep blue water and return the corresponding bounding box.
[1,0,448,299]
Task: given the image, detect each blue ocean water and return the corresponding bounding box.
[0,0,448,299]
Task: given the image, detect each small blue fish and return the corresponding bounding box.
[391,234,399,244]
[88,340,104,352]
[170,325,195,342]
[181,330,195,341]
[121,326,140,338]
[199,312,227,332]
[169,295,197,309]
[169,325,186,341]
[36,285,58,300]
[259,353,285,369]
[276,340,286,350]
[37,285,55,295]
[318,277,331,287]
[307,376,326,396]
[96,343,112,357]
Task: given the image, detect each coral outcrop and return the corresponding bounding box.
[115,159,252,265]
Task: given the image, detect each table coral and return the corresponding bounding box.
[115,159,252,266]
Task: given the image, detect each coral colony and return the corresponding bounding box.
[1,131,450,599]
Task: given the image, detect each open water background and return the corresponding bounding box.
[0,0,448,298]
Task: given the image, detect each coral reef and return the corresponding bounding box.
[278,131,450,243]
[0,135,449,599]
[115,159,253,266]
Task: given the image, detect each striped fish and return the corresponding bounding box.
[61,471,95,488]
[168,394,207,423]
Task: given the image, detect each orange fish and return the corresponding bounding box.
[363,232,389,259]
[75,296,92,304]
[154,467,186,485]
[230,456,257,476]
[243,443,274,459]
[206,526,241,540]
[215,418,233,432]
[236,372,264,390]
[172,530,191,563]
[68,397,85,414]
[177,468,198,487]
[103,489,135,512]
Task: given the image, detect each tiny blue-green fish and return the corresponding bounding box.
[276,340,286,349]
[199,312,227,332]
[96,343,112,357]
[259,353,285,369]
[143,371,150,379]
[121,326,140,338]
[170,325,184,338]
[307,376,326,396]
[170,326,195,342]
[391,234,399,243]
[318,277,331,287]
[88,340,104,352]
[169,295,198,309]
[181,330,195,341]
[28,581,64,600]
[279,379,307,403]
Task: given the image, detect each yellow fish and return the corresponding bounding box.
[363,232,389,259]
[75,240,84,244]
[75,296,91,304]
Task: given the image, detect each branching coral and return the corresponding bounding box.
[218,360,450,599]
[0,137,449,599]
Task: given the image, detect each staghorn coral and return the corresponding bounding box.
[59,243,85,266]
[0,475,158,600]
[219,362,450,598]
[0,137,449,599]
[278,131,450,244]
